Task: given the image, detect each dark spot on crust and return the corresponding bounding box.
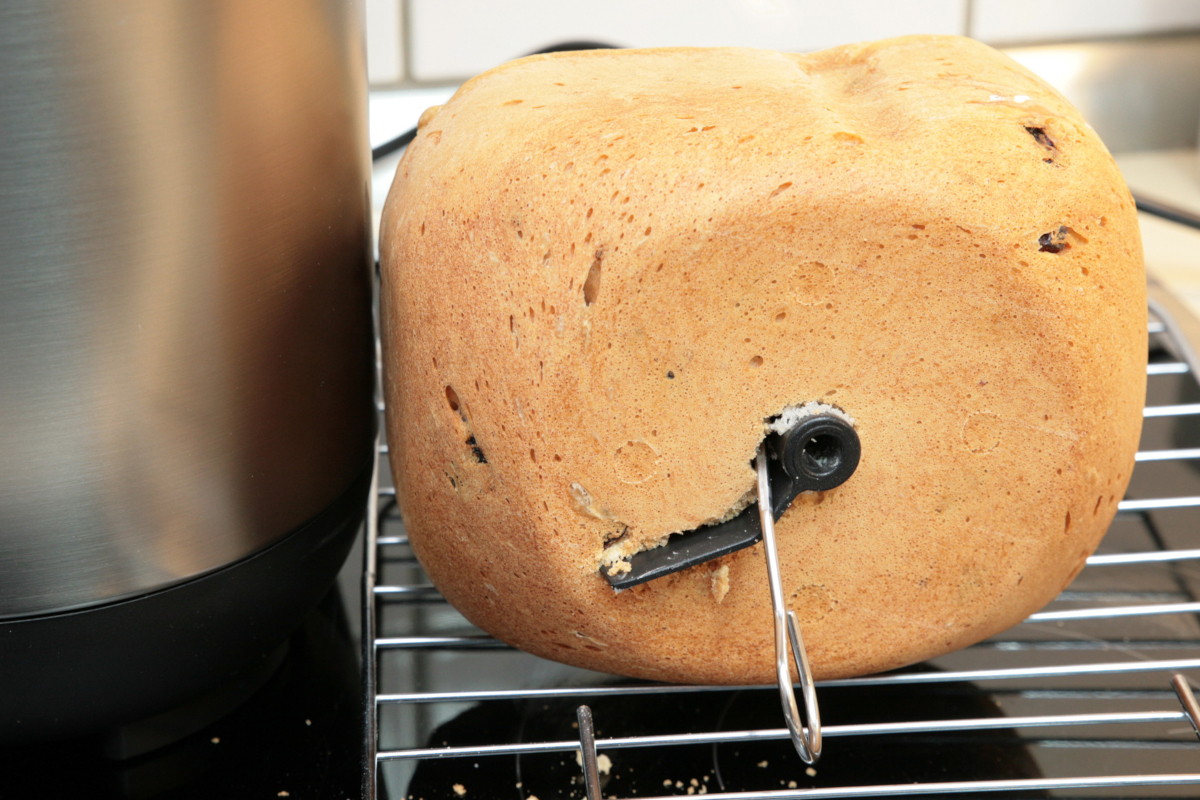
[1038,226,1070,254]
[466,435,487,464]
[1025,126,1057,150]
[667,371,675,379]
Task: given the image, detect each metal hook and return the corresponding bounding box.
[1149,297,1200,380]
[756,445,823,764]
[576,704,602,800]
[1171,674,1200,740]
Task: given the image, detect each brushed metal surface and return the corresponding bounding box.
[1005,33,1200,153]
[0,0,375,618]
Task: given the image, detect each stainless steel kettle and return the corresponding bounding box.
[0,0,374,742]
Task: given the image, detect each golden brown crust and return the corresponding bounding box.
[380,36,1146,684]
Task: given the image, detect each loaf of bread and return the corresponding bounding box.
[379,35,1146,683]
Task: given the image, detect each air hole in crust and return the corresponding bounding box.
[768,182,793,199]
[583,249,603,305]
[749,355,764,368]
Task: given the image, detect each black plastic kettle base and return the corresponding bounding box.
[0,460,370,745]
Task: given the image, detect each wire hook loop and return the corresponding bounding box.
[756,445,823,763]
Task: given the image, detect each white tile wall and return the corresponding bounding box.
[364,0,1200,86]
[366,0,405,84]
[971,0,1200,45]
[405,0,966,83]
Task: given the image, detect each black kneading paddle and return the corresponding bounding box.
[603,414,860,590]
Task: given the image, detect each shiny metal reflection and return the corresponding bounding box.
[1004,34,1200,153]
[0,0,374,617]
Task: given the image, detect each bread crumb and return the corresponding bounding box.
[600,529,669,573]
[691,779,699,787]
[757,760,769,768]
[663,779,673,787]
[710,564,730,603]
[806,767,817,777]
[277,793,289,798]
[452,785,466,796]
[767,402,854,435]
[687,788,695,795]
[574,751,613,774]
[788,781,798,788]
[605,560,632,576]
[210,737,220,744]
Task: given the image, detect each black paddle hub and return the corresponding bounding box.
[603,414,860,590]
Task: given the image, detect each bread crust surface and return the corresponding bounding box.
[380,36,1146,683]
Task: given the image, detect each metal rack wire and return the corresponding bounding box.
[363,310,1200,800]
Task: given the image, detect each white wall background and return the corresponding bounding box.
[365,0,1200,85]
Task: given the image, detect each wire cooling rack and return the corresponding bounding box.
[363,306,1200,800]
